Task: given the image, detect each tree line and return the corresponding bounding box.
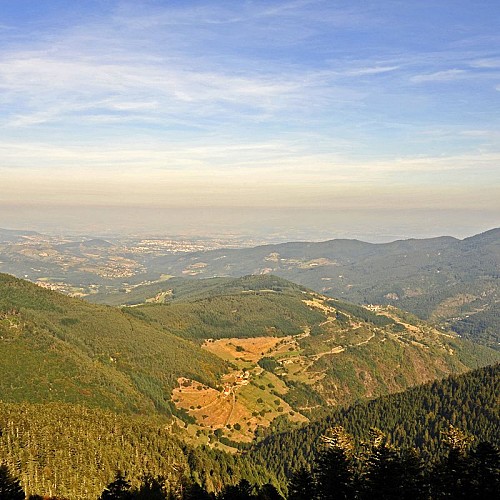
[1,423,498,499]
[252,364,500,484]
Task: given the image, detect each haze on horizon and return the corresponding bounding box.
[0,1,499,241]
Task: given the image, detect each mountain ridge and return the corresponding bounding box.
[142,228,499,349]
[2,272,498,428]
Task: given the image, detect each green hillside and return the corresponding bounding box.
[2,228,498,349]
[1,365,498,498]
[145,229,500,349]
[0,273,227,415]
[102,275,500,444]
[0,402,274,499]
[1,272,498,454]
[129,275,325,340]
[86,276,234,307]
[87,274,307,308]
[251,363,500,487]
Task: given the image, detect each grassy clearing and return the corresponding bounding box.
[172,334,313,446]
[203,336,288,364]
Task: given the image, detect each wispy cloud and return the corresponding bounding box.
[0,46,387,142]
[470,57,500,69]
[410,69,468,83]
[341,66,400,77]
[0,0,499,217]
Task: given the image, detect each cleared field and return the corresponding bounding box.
[172,375,302,442]
[170,295,485,450]
[172,334,311,444]
[202,336,291,363]
[302,297,336,314]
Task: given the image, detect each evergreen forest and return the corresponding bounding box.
[1,365,498,499]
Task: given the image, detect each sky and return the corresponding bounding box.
[0,0,499,241]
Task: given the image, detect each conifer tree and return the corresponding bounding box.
[99,471,132,500]
[255,483,283,500]
[182,481,214,500]
[217,479,255,500]
[314,427,355,500]
[432,425,474,498]
[0,464,25,500]
[397,449,428,498]
[132,475,168,500]
[361,429,406,499]
[468,441,500,499]
[287,468,314,500]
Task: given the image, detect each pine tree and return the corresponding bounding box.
[361,429,406,499]
[287,468,314,500]
[99,471,132,500]
[182,481,214,500]
[131,475,168,500]
[255,483,283,500]
[397,449,428,498]
[432,425,474,498]
[468,441,500,499]
[314,427,355,500]
[0,464,25,500]
[217,479,255,500]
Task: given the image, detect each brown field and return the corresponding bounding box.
[202,336,291,363]
[171,332,316,445]
[172,376,291,441]
[172,337,310,443]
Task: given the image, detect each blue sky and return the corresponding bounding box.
[0,1,499,237]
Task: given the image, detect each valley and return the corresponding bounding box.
[2,271,497,456]
[0,231,499,498]
[2,227,498,350]
[2,2,498,497]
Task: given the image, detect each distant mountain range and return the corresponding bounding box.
[1,227,499,348]
[143,228,500,349]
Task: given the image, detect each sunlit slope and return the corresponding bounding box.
[0,273,227,413]
[1,271,498,445]
[146,228,500,348]
[0,402,271,499]
[121,275,500,439]
[1,364,498,499]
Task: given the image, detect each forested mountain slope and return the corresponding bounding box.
[0,402,273,499]
[251,363,500,486]
[104,275,499,446]
[143,228,500,348]
[2,228,498,349]
[1,272,498,453]
[1,365,497,498]
[0,273,227,415]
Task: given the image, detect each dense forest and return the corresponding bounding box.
[1,423,498,499]
[0,403,275,499]
[0,272,228,415]
[138,229,500,349]
[1,364,498,498]
[4,272,497,424]
[2,229,498,348]
[252,364,499,484]
[1,273,498,498]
